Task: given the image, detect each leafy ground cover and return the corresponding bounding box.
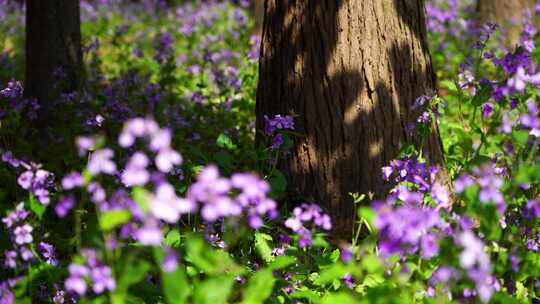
[0,1,539,303]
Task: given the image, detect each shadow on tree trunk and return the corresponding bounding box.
[256,0,450,239]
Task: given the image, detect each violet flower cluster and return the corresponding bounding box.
[284,203,332,248]
[264,114,295,150]
[455,230,499,303]
[187,165,278,229]
[455,163,507,226]
[0,80,40,119]
[64,249,116,297]
[382,156,450,209]
[374,202,445,259]
[2,150,54,205]
[2,203,58,270]
[58,118,278,249]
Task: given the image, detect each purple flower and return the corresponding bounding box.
[55,195,75,218]
[421,233,439,259]
[17,171,33,190]
[1,151,20,168]
[475,165,505,207]
[428,266,458,286]
[65,264,89,296]
[87,182,107,205]
[2,203,29,229]
[0,80,23,99]
[456,230,494,302]
[264,114,295,136]
[52,289,65,304]
[87,149,117,175]
[149,129,172,152]
[162,248,178,272]
[3,250,16,269]
[520,99,540,137]
[153,32,174,63]
[270,134,284,150]
[150,183,195,223]
[121,152,150,187]
[454,174,474,193]
[13,224,33,245]
[187,64,200,74]
[90,266,116,294]
[271,247,285,256]
[523,199,540,219]
[507,67,528,92]
[155,149,182,173]
[19,247,34,261]
[342,273,354,289]
[509,254,520,272]
[285,203,332,248]
[134,223,163,246]
[430,181,450,209]
[0,282,14,304]
[39,242,58,266]
[340,245,353,263]
[76,136,96,156]
[62,172,83,190]
[374,204,443,258]
[481,102,493,118]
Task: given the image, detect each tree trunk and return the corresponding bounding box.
[25,0,82,112]
[477,0,535,48]
[256,0,449,237]
[251,0,264,35]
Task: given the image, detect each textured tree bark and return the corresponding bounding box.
[256,0,449,237]
[477,0,535,48]
[250,0,264,35]
[25,0,82,113]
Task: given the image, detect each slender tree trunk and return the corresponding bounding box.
[477,0,535,48]
[25,0,82,112]
[256,0,449,237]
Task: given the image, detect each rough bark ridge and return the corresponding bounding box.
[477,0,535,48]
[256,0,448,236]
[25,0,82,110]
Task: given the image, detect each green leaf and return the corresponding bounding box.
[242,269,275,304]
[193,275,235,304]
[291,289,322,303]
[254,232,274,263]
[165,229,181,248]
[314,263,348,286]
[215,151,234,172]
[270,255,296,270]
[321,292,356,304]
[99,209,132,231]
[361,254,382,274]
[440,80,458,93]
[28,194,46,220]
[116,256,151,292]
[216,133,237,150]
[132,187,150,213]
[512,130,530,147]
[269,170,287,198]
[162,266,191,304]
[186,235,244,276]
[471,84,492,106]
[360,274,384,289]
[358,207,376,229]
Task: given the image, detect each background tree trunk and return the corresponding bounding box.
[256,0,448,237]
[25,0,82,112]
[477,0,535,48]
[250,0,264,35]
